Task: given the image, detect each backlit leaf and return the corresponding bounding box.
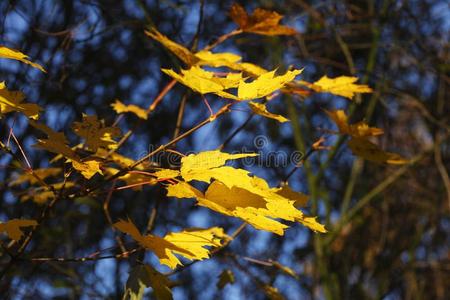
[311,76,372,99]
[0,82,42,119]
[0,46,46,72]
[11,168,61,186]
[114,219,225,269]
[237,69,302,100]
[111,99,148,120]
[124,264,173,300]
[249,102,289,122]
[325,109,383,137]
[71,159,103,179]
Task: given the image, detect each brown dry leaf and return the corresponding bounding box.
[0,219,38,241]
[230,4,297,36]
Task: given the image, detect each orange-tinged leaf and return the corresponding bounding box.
[72,114,121,152]
[0,82,42,119]
[145,28,198,66]
[249,102,289,122]
[325,109,384,137]
[229,4,297,36]
[0,46,46,72]
[311,76,372,99]
[0,219,38,241]
[30,120,80,161]
[161,67,240,99]
[111,99,148,120]
[114,219,225,269]
[237,69,302,100]
[348,137,409,164]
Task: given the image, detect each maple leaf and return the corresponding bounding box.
[11,168,61,186]
[161,66,240,100]
[311,76,372,99]
[348,137,409,164]
[111,99,148,120]
[72,114,121,152]
[229,4,297,36]
[125,264,173,300]
[237,69,302,100]
[274,185,309,207]
[30,120,80,161]
[0,219,38,241]
[0,46,46,72]
[145,28,199,66]
[105,167,156,190]
[20,182,75,204]
[114,219,226,269]
[195,50,242,68]
[248,102,289,122]
[325,109,384,137]
[0,82,42,119]
[71,159,103,179]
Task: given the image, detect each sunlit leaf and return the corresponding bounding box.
[0,82,42,119]
[248,102,289,122]
[114,219,225,269]
[71,159,103,179]
[229,4,297,36]
[325,109,384,137]
[11,168,61,186]
[237,69,302,100]
[145,28,198,66]
[311,76,372,99]
[111,99,148,120]
[0,46,46,72]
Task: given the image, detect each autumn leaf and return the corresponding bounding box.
[30,120,80,161]
[20,182,75,204]
[271,261,298,279]
[114,219,226,269]
[262,285,285,300]
[348,137,409,164]
[0,82,42,119]
[0,46,46,72]
[217,269,235,290]
[71,159,103,179]
[145,28,198,66]
[124,264,173,300]
[0,219,38,241]
[325,109,384,137]
[72,114,121,152]
[161,66,240,100]
[274,185,309,207]
[229,4,297,36]
[195,50,242,68]
[111,99,148,120]
[248,102,289,122]
[11,168,61,186]
[310,76,372,99]
[237,69,302,100]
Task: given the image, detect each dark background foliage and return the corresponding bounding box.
[0,0,449,299]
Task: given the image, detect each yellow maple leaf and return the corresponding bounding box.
[0,219,38,241]
[348,137,409,164]
[311,76,372,99]
[153,169,180,180]
[195,50,242,68]
[72,114,121,152]
[30,120,80,161]
[0,46,46,72]
[229,4,297,36]
[145,28,199,66]
[237,69,302,100]
[161,66,240,100]
[114,219,225,269]
[111,99,148,120]
[249,102,289,122]
[11,168,61,186]
[20,182,75,204]
[273,185,309,207]
[325,109,384,137]
[71,159,103,179]
[0,82,42,119]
